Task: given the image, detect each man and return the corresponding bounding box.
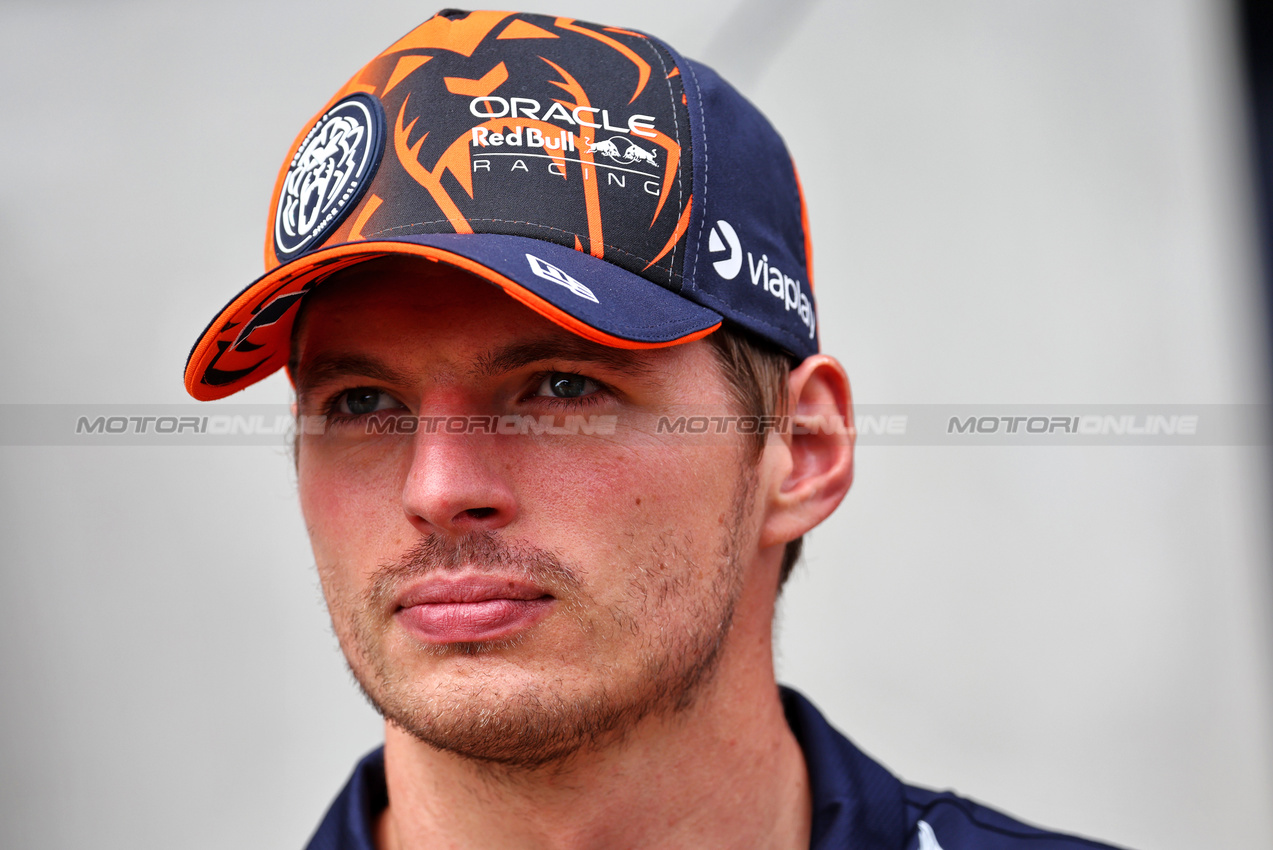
[185,9,1125,849]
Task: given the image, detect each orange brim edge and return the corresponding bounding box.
[185,241,722,401]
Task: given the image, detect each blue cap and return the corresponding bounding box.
[185,8,818,400]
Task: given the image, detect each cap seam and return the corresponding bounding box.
[643,40,684,281]
[684,59,709,293]
[690,287,806,351]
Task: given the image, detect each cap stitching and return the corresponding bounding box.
[362,219,684,278]
[684,59,709,291]
[691,287,805,348]
[644,41,684,279]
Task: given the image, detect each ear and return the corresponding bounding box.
[758,354,854,549]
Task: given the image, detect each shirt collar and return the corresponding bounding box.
[308,687,908,850]
[780,686,908,850]
[305,746,385,850]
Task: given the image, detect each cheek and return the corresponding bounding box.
[297,438,415,583]
[296,429,749,585]
[519,438,745,562]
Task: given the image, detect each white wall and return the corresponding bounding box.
[0,2,1268,848]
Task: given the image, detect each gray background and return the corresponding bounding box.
[2,1,1271,848]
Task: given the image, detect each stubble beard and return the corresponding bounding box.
[321,472,756,772]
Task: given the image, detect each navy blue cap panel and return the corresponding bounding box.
[670,54,819,359]
[389,234,722,342]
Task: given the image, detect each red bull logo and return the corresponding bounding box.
[586,137,658,167]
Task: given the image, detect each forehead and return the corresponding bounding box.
[293,256,504,338]
[289,257,725,389]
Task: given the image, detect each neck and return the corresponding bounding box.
[375,641,810,850]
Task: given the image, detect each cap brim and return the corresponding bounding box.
[184,234,723,401]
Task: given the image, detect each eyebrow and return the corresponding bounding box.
[293,337,658,403]
[471,337,656,379]
[294,353,415,401]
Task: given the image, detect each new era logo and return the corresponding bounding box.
[525,254,599,303]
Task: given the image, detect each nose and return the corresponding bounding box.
[401,425,518,536]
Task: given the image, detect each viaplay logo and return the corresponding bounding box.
[710,219,815,340]
[708,220,741,279]
[274,94,384,258]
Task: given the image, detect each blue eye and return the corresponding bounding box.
[536,373,598,399]
[338,388,400,415]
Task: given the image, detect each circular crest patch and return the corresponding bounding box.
[274,93,384,259]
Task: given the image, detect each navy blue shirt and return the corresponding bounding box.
[305,687,1127,849]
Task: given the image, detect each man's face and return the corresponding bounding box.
[293,260,768,768]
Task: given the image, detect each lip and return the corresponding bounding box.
[393,576,555,644]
